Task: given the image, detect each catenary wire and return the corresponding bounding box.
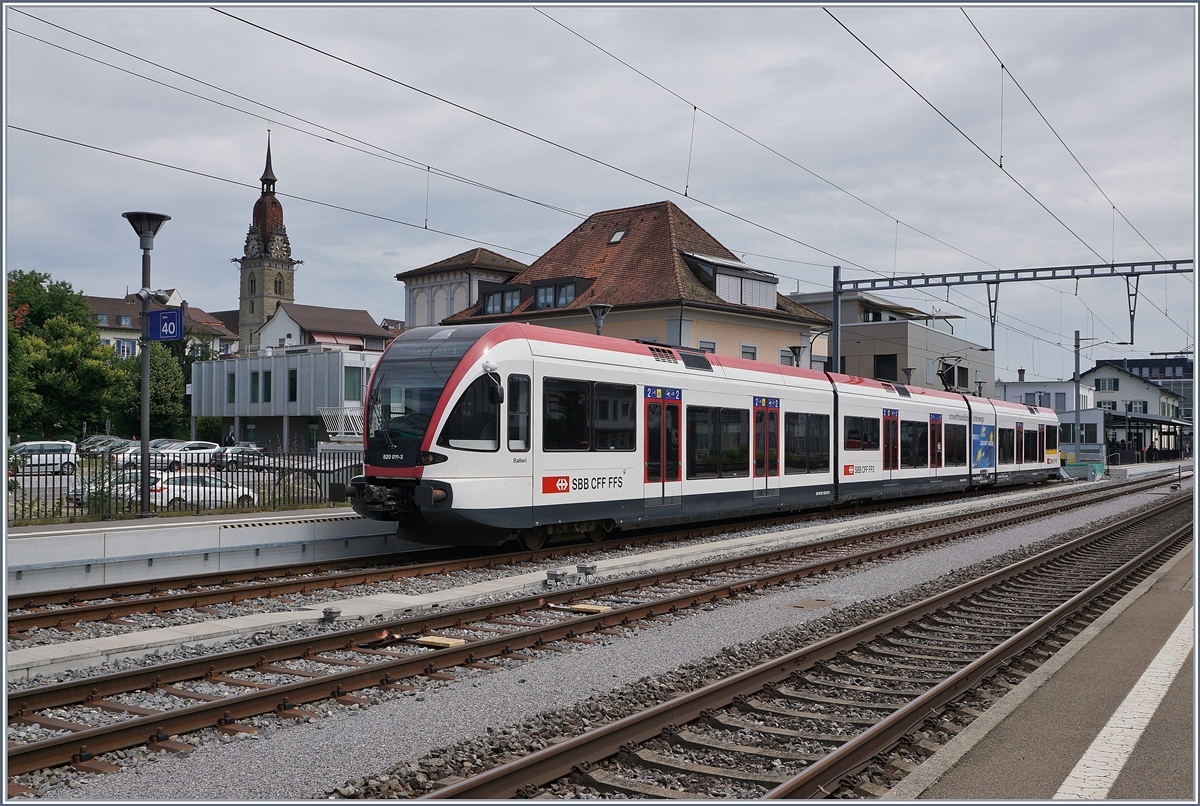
[961,8,1179,270]
[533,7,1134,344]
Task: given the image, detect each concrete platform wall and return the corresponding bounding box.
[6,514,417,595]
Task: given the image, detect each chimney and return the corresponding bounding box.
[1018,368,1026,382]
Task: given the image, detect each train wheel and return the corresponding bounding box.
[518,531,545,551]
[587,525,606,543]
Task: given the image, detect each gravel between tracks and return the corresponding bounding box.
[22,483,1190,801]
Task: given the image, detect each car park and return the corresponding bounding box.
[9,441,79,474]
[210,445,272,471]
[148,472,258,510]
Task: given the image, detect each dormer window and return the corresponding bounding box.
[484,293,502,315]
[609,229,627,244]
[118,315,131,327]
[502,289,520,312]
[96,313,109,325]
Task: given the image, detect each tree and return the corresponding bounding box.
[7,270,93,334]
[18,315,124,440]
[111,343,188,439]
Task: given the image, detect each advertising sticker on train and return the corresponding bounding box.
[644,387,682,400]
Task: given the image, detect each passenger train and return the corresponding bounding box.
[333,323,1061,549]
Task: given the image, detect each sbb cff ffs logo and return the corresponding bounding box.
[542,475,570,494]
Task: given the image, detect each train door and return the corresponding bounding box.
[1015,422,1025,465]
[644,386,682,513]
[930,413,944,476]
[1038,424,1046,465]
[882,408,900,485]
[753,397,780,498]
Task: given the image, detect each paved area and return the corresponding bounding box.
[890,541,1194,800]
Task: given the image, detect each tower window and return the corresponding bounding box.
[249,300,254,314]
[275,274,283,295]
[248,273,256,294]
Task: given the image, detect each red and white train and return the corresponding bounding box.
[334,323,1060,548]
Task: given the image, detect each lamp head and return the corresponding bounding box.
[122,212,170,250]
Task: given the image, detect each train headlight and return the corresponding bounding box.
[418,451,448,465]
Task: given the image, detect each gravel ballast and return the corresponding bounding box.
[22,483,1189,801]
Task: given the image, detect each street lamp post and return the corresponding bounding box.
[585,303,613,336]
[123,212,171,516]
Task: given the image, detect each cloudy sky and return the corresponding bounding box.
[5,3,1195,382]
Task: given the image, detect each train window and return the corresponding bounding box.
[998,428,1015,464]
[543,378,591,451]
[842,416,880,451]
[719,409,750,477]
[1024,429,1039,463]
[436,375,499,452]
[594,383,636,450]
[786,413,830,474]
[686,406,719,478]
[944,424,967,466]
[807,414,830,473]
[1046,425,1058,451]
[685,406,748,479]
[507,375,530,452]
[900,420,929,468]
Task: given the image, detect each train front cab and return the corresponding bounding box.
[830,375,972,503]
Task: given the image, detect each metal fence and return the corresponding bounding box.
[6,450,363,525]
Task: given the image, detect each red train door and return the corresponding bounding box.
[753,397,780,497]
[883,408,900,480]
[644,387,681,509]
[1038,424,1046,464]
[930,413,944,475]
[1016,422,1025,465]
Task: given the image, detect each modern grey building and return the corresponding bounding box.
[787,290,994,397]
[190,345,379,451]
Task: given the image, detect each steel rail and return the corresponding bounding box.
[6,488,1186,776]
[764,519,1193,798]
[419,495,1190,799]
[8,473,1169,715]
[9,473,1179,631]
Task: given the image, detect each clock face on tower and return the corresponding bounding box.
[268,238,291,259]
[245,239,262,258]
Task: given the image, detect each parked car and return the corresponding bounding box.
[9,441,79,474]
[148,472,258,510]
[109,446,183,471]
[80,436,131,458]
[68,469,159,507]
[210,445,271,471]
[165,441,221,466]
[149,438,184,449]
[234,441,264,450]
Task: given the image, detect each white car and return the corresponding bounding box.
[165,441,221,466]
[149,472,258,510]
[10,441,79,474]
[109,446,183,471]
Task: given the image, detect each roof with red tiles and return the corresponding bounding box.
[395,248,528,281]
[443,201,826,325]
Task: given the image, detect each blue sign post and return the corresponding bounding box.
[148,308,183,342]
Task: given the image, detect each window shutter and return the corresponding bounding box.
[1112,378,1119,391]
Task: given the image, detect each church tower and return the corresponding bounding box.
[234,136,299,351]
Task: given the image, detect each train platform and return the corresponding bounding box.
[1106,458,1192,481]
[889,540,1194,800]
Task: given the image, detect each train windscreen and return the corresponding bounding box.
[366,329,487,466]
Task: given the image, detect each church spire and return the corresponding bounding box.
[260,133,277,195]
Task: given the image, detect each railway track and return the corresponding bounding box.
[419,494,1191,799]
[6,473,1184,637]
[5,476,1186,784]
